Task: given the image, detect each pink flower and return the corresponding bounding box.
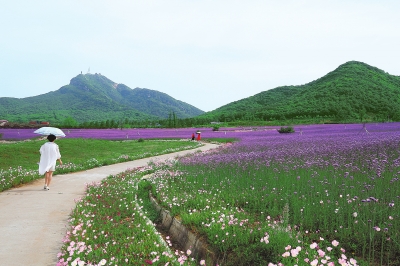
[291,248,299,257]
[350,258,357,265]
[310,259,319,266]
[200,260,206,265]
[332,240,339,247]
[317,249,326,257]
[282,251,290,257]
[327,247,333,252]
[310,242,318,249]
[261,236,269,244]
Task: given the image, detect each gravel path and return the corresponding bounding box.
[0,143,218,266]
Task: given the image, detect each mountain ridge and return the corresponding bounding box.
[199,61,400,122]
[0,73,204,123]
[1,61,399,126]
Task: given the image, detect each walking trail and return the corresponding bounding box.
[0,143,219,266]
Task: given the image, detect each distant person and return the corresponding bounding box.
[39,134,62,190]
[191,133,195,141]
[197,132,201,141]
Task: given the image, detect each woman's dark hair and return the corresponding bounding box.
[47,134,57,142]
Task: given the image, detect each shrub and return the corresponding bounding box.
[138,138,145,142]
[212,125,220,131]
[277,126,295,133]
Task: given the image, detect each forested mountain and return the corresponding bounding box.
[2,61,399,128]
[199,61,400,123]
[0,73,204,123]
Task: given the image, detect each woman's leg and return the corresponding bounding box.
[44,173,48,188]
[46,171,53,187]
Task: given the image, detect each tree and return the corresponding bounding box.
[63,117,78,128]
[173,111,177,128]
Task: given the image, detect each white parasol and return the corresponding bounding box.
[33,127,66,137]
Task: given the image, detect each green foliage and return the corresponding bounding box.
[212,125,220,131]
[0,73,204,124]
[138,138,144,142]
[206,138,237,143]
[137,180,160,222]
[277,126,295,133]
[62,116,78,127]
[197,61,400,124]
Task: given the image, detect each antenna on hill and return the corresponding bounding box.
[358,123,370,135]
[87,67,90,74]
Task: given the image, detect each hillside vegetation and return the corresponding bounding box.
[0,73,204,124]
[1,61,399,128]
[199,61,400,124]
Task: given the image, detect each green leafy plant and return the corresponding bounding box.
[277,126,295,133]
[212,125,220,131]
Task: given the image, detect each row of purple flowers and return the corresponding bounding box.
[1,123,399,141]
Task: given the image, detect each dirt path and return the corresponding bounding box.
[0,143,219,266]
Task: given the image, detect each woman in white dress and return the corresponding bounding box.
[39,134,62,190]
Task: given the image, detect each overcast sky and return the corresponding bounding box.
[1,1,399,112]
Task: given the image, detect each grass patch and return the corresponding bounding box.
[0,138,201,192]
[204,138,237,144]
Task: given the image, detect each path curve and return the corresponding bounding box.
[0,143,219,266]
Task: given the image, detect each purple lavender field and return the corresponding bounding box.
[1,123,399,141]
[0,126,280,140]
[148,122,400,265]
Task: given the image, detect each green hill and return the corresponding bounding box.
[0,73,204,123]
[2,61,399,127]
[200,61,400,123]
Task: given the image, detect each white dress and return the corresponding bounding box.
[38,142,61,175]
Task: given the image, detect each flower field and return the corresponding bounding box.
[58,123,399,265]
[0,127,237,141]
